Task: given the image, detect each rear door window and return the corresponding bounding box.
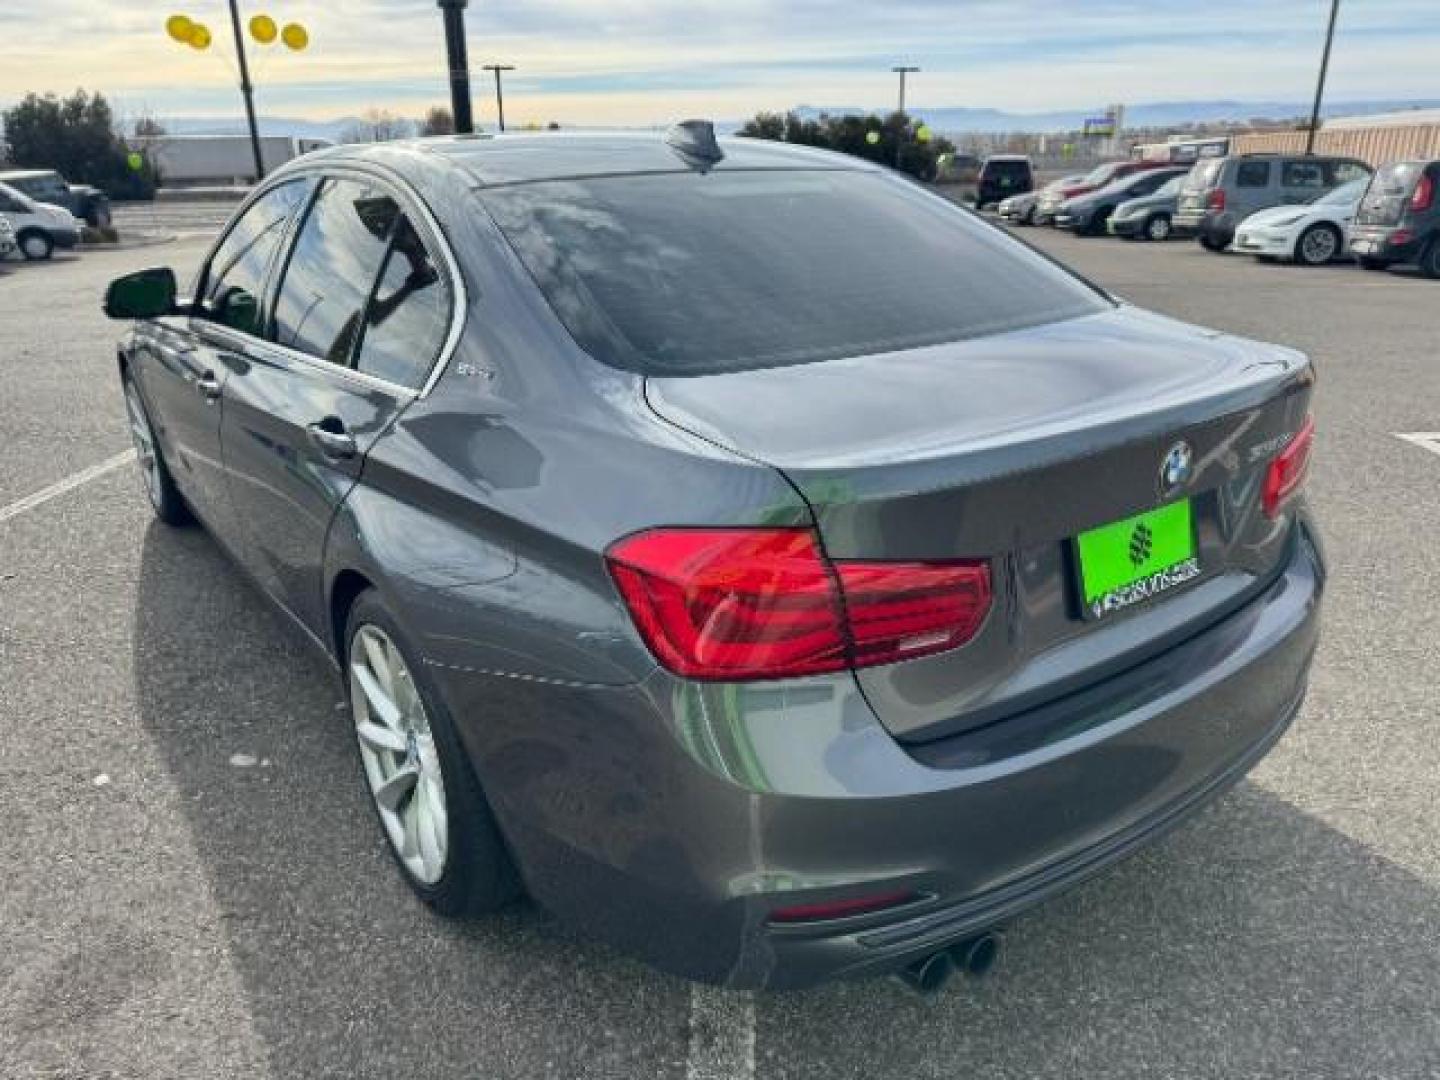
[271,178,399,365]
[353,216,452,388]
[1331,161,1370,185]
[1236,161,1271,188]
[482,169,1109,377]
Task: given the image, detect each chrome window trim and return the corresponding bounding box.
[193,156,467,401]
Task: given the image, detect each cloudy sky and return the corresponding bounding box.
[0,0,1434,126]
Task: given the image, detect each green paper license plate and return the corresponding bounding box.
[1075,500,1200,620]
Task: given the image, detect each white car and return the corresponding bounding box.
[1232,177,1369,266]
[0,179,82,260]
[0,214,15,260]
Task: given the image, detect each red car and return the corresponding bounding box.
[1034,159,1173,225]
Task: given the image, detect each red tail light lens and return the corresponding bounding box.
[1207,188,1226,212]
[1412,174,1434,212]
[769,889,917,924]
[1262,415,1315,518]
[606,528,991,681]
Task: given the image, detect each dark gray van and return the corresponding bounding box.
[1349,160,1440,277]
[1174,153,1371,251]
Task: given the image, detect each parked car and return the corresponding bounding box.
[1232,176,1368,266]
[0,168,111,228]
[1348,159,1440,277]
[1033,159,1173,225]
[1108,174,1189,241]
[0,180,82,260]
[974,155,1034,209]
[0,215,15,260]
[1174,153,1371,252]
[103,127,1323,992]
[997,174,1085,225]
[1053,166,1190,236]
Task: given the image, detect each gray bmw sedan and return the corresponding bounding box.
[104,124,1322,991]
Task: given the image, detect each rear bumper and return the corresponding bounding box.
[435,518,1324,989]
[1349,227,1425,262]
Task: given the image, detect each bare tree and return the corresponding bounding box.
[340,108,415,144]
[418,106,455,137]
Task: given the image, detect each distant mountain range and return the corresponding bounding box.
[155,98,1440,142]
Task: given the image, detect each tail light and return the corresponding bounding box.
[769,889,917,925]
[1412,174,1434,212]
[1262,415,1315,518]
[606,528,991,681]
[1206,188,1226,212]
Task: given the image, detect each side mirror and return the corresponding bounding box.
[103,267,177,320]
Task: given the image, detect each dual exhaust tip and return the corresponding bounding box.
[895,932,1000,996]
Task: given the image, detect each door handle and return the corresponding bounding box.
[306,421,357,460]
[196,372,222,402]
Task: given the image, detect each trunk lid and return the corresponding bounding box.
[1356,161,1423,227]
[645,305,1313,742]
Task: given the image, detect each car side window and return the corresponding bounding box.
[1331,162,1369,185]
[202,181,307,336]
[0,193,24,214]
[1283,161,1325,189]
[354,215,451,388]
[1236,161,1271,188]
[271,177,398,366]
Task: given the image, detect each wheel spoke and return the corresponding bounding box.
[374,764,418,812]
[362,630,395,698]
[351,661,401,730]
[356,719,407,755]
[416,780,444,879]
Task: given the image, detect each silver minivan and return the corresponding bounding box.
[1174,153,1371,251]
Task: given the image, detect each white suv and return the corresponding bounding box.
[0,180,82,260]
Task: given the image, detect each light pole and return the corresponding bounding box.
[892,65,920,115]
[483,64,515,132]
[223,0,266,182]
[1306,0,1341,155]
[437,0,474,134]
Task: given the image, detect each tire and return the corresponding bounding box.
[1144,213,1172,242]
[345,590,521,916]
[18,230,53,261]
[1358,256,1392,272]
[1295,222,1341,267]
[1420,240,1440,280]
[121,370,193,526]
[1022,205,1036,226]
[1088,207,1113,237]
[1199,233,1226,252]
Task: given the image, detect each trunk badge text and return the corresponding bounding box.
[1159,442,1194,495]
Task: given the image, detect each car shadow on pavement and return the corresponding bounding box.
[133,521,1440,1080]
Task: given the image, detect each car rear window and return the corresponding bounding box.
[481,170,1109,377]
[985,160,1029,179]
[1371,162,1423,196]
[1185,160,1223,189]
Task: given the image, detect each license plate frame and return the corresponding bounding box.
[1074,500,1200,620]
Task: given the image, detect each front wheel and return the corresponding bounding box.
[1295,223,1341,266]
[18,230,53,261]
[1199,233,1227,252]
[1144,213,1172,242]
[346,592,521,916]
[122,371,192,525]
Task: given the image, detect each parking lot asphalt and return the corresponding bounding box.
[2,217,1439,1080]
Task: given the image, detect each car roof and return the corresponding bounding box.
[286,131,876,188]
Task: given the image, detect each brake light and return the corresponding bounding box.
[769,889,917,924]
[1207,188,1226,212]
[1412,174,1434,212]
[1262,415,1315,518]
[606,528,991,681]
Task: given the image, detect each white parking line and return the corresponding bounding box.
[0,450,135,525]
[1395,432,1440,458]
[685,983,756,1080]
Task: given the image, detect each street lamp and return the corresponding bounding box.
[165,6,310,182]
[437,0,474,134]
[483,64,515,132]
[891,65,920,115]
[1305,0,1341,155]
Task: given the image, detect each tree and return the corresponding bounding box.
[418,106,454,137]
[340,108,414,144]
[1,89,156,198]
[737,109,955,182]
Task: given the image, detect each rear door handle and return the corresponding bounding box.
[306,421,357,460]
[196,372,222,401]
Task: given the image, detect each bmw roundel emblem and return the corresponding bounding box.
[1159,441,1194,493]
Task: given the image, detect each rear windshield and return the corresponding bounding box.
[481,170,1108,377]
[1185,159,1224,189]
[984,160,1029,178]
[1371,162,1424,196]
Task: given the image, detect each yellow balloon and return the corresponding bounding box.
[865,130,880,146]
[916,124,933,143]
[165,14,193,43]
[188,23,211,49]
[281,22,309,51]
[250,14,277,44]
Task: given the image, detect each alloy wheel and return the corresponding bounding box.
[123,381,163,509]
[1147,215,1171,241]
[350,624,449,884]
[20,234,51,260]
[1299,226,1338,265]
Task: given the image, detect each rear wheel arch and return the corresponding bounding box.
[329,568,376,662]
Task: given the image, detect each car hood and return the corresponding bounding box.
[1242,203,1323,229]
